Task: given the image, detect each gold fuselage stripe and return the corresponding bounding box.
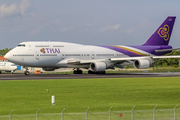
[112,46,149,56]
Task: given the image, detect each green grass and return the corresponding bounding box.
[0,77,180,116]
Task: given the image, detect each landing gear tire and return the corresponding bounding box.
[24,71,30,76]
[73,70,83,74]
[100,71,106,74]
[11,70,14,74]
[79,70,82,74]
[73,70,77,74]
[88,70,106,74]
[88,70,94,74]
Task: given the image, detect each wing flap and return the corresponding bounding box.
[110,57,150,61]
[79,59,108,64]
[67,60,80,64]
[58,58,109,65]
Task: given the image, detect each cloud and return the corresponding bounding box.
[19,0,31,15]
[29,26,43,36]
[0,0,30,18]
[101,24,121,32]
[141,19,148,25]
[60,28,68,32]
[125,28,134,33]
[0,4,19,18]
[60,27,74,33]
[84,23,90,27]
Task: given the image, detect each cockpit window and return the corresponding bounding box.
[17,44,26,47]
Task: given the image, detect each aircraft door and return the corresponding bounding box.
[36,54,39,60]
[60,51,65,60]
[35,51,39,61]
[91,51,95,59]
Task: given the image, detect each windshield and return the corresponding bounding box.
[17,44,25,47]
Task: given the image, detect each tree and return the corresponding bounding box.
[0,48,11,56]
[155,50,180,67]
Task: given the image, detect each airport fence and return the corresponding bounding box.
[1,105,180,120]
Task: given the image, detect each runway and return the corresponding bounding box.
[1,72,180,80]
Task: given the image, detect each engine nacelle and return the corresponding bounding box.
[42,68,56,71]
[133,59,150,69]
[90,62,107,72]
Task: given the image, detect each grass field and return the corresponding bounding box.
[0,77,180,116]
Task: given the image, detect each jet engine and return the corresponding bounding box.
[42,67,56,71]
[133,59,151,69]
[90,62,107,72]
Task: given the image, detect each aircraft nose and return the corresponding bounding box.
[4,52,12,60]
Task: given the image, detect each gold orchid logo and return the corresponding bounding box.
[157,24,169,41]
[40,48,45,54]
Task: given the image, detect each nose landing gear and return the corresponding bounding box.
[24,67,30,75]
[24,71,30,75]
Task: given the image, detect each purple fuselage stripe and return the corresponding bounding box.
[132,45,172,56]
[98,45,172,57]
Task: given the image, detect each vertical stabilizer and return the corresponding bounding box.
[143,16,176,46]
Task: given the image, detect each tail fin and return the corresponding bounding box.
[143,16,176,46]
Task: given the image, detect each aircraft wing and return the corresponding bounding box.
[68,59,110,64]
[110,57,150,61]
[57,55,180,65]
[57,58,109,65]
[111,55,180,61]
[69,56,180,63]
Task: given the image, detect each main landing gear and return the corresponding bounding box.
[88,70,106,74]
[73,68,83,74]
[73,69,106,74]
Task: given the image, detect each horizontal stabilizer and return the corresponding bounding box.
[152,55,180,59]
[155,48,180,52]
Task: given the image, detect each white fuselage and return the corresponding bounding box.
[0,62,17,72]
[4,41,154,71]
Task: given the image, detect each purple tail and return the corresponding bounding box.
[143,16,176,46]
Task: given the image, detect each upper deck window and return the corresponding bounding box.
[53,45,64,47]
[35,45,49,47]
[17,44,26,47]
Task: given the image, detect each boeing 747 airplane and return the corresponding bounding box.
[4,16,180,75]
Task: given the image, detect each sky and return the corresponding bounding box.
[0,0,180,49]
